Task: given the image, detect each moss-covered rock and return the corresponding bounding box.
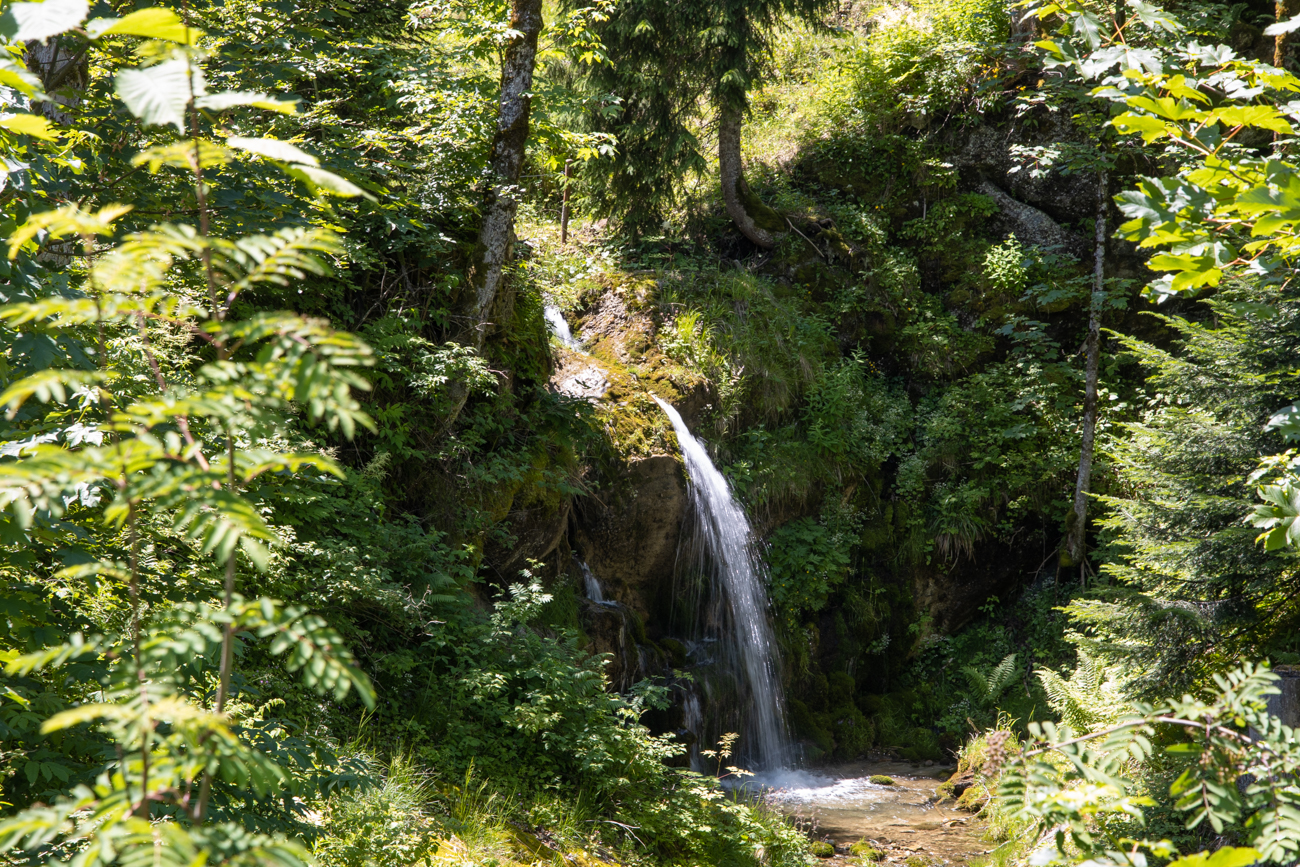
[849,840,885,861]
[810,841,835,858]
[868,775,894,786]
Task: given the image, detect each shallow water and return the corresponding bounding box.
[756,762,984,864]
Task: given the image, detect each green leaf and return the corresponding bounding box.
[283,164,374,199]
[0,113,56,141]
[0,370,107,418]
[198,92,297,113]
[1112,113,1169,143]
[1168,848,1260,867]
[0,0,88,43]
[86,7,196,43]
[227,136,318,166]
[1266,404,1300,442]
[114,57,204,132]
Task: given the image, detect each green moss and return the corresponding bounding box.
[810,841,836,858]
[868,775,894,786]
[850,840,885,861]
[659,637,688,668]
[740,181,788,234]
[827,670,855,699]
[790,698,836,755]
[825,703,874,758]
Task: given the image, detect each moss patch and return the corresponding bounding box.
[850,840,885,861]
[809,840,835,858]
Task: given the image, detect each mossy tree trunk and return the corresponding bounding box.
[1064,171,1107,577]
[443,0,543,431]
[718,103,782,249]
[1278,0,1300,69]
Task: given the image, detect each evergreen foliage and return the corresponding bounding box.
[574,0,836,231]
[1076,291,1300,695]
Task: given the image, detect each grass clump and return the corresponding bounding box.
[868,774,895,786]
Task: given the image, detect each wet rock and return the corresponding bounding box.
[572,454,687,626]
[551,353,610,400]
[1269,667,1300,727]
[938,769,974,801]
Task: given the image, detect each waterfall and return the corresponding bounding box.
[544,302,583,351]
[580,561,616,607]
[654,397,790,771]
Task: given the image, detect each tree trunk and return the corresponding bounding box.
[718,103,780,249]
[1278,0,1300,69]
[1064,171,1107,578]
[464,0,543,347]
[441,0,543,432]
[25,36,87,124]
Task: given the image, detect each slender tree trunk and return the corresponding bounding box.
[718,103,779,249]
[442,0,543,431]
[1278,0,1300,69]
[1065,171,1107,578]
[466,0,543,345]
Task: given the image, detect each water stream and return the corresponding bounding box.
[544,302,583,351]
[760,762,984,863]
[655,397,790,771]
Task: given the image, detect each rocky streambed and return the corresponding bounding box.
[758,762,985,866]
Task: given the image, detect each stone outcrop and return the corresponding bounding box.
[978,181,1086,259]
[571,454,687,628]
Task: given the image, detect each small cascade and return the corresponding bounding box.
[682,692,704,771]
[580,561,616,607]
[544,302,583,351]
[654,397,791,771]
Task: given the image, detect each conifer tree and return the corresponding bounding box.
[578,0,834,242]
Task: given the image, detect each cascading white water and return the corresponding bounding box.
[654,397,790,771]
[581,562,605,602]
[544,302,583,351]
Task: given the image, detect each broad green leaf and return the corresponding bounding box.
[115,57,204,132]
[0,0,88,43]
[1265,14,1300,36]
[228,136,318,166]
[0,113,56,140]
[1113,113,1169,143]
[1214,105,1293,135]
[1168,848,1260,867]
[86,7,196,43]
[198,92,297,113]
[1266,403,1300,441]
[283,164,373,199]
[0,56,42,96]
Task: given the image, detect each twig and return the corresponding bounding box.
[785,217,828,262]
